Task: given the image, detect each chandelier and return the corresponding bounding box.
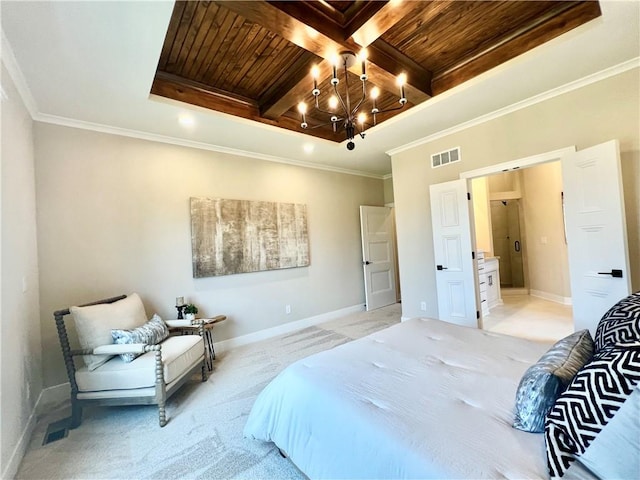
[297,50,407,150]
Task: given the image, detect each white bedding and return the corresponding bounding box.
[244,318,553,479]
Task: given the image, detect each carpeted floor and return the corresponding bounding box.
[17,304,402,480]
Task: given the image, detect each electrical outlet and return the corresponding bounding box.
[420,301,427,311]
[285,305,291,315]
[22,276,28,293]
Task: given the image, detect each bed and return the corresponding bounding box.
[244,317,553,479]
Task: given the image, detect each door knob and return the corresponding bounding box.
[597,269,623,278]
[436,265,448,271]
[363,261,371,265]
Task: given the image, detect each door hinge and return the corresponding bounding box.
[476,310,480,319]
[467,192,471,200]
[472,251,475,260]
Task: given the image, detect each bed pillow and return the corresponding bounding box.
[71,293,148,370]
[513,330,594,433]
[111,314,169,363]
[594,291,640,352]
[564,381,640,479]
[544,345,640,478]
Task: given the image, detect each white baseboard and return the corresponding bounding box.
[530,289,572,305]
[33,305,366,423]
[214,303,365,352]
[401,316,412,322]
[2,394,40,480]
[37,383,70,414]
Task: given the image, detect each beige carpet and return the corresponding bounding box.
[17,298,572,479]
[17,304,401,480]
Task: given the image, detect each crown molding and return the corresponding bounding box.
[1,29,39,117]
[386,57,640,157]
[34,113,385,180]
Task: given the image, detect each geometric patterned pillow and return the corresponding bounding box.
[594,292,640,352]
[544,346,640,478]
[111,314,169,363]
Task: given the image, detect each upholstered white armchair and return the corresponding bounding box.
[54,294,206,427]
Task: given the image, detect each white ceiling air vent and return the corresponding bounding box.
[431,147,461,168]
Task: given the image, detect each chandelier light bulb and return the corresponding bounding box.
[397,73,407,105]
[311,65,320,92]
[302,51,406,150]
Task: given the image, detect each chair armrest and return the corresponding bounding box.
[70,343,160,356]
[165,319,194,328]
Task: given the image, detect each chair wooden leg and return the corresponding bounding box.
[70,400,83,429]
[201,363,207,382]
[158,403,167,427]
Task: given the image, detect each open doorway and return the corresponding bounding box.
[469,161,573,340]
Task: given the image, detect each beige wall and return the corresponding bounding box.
[471,177,492,254]
[383,176,394,205]
[392,68,640,322]
[1,63,43,476]
[34,124,385,387]
[521,162,571,300]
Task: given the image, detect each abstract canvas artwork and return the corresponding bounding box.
[190,197,310,277]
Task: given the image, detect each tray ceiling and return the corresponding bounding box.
[151,0,601,143]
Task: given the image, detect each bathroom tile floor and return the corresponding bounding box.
[483,294,574,343]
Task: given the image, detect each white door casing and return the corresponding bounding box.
[562,140,631,334]
[429,179,477,327]
[360,206,397,311]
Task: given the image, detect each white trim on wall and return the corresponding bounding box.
[2,394,40,480]
[459,146,576,179]
[387,58,640,157]
[38,302,367,414]
[214,303,365,352]
[530,289,573,306]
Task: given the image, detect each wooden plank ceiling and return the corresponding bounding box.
[151,0,601,143]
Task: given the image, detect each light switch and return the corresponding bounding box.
[541,236,548,245]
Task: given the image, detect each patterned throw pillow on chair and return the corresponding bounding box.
[544,345,640,478]
[594,292,640,352]
[112,314,170,362]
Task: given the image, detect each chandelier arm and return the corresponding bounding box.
[374,103,406,114]
[305,120,338,130]
[354,122,366,139]
[312,104,342,117]
[350,80,367,117]
[332,83,350,117]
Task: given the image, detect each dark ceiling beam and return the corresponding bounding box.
[348,1,437,48]
[218,1,432,104]
[432,1,602,94]
[367,39,432,100]
[260,52,326,120]
[151,72,339,142]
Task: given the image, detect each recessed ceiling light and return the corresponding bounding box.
[303,143,314,154]
[178,113,194,127]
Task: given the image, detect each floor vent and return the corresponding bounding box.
[42,418,70,445]
[431,147,461,168]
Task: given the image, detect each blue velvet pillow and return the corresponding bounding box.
[513,329,594,433]
[111,314,169,362]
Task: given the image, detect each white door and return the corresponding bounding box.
[430,179,477,327]
[562,140,631,333]
[360,206,397,311]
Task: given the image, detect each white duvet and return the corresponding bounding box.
[244,318,552,479]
